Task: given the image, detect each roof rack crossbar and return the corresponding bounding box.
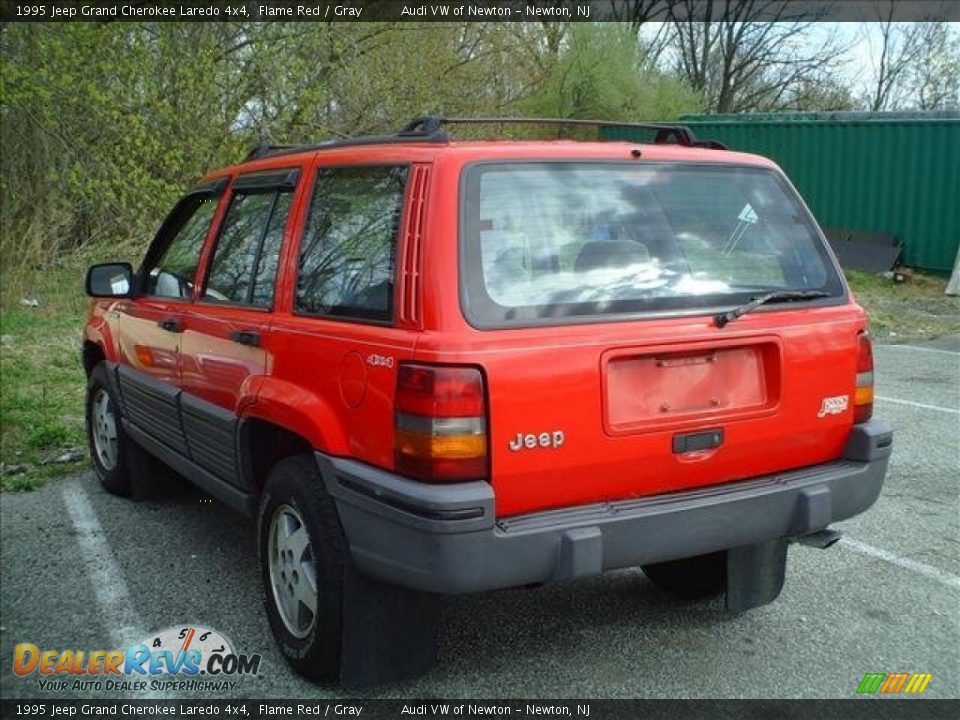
[400,116,699,146]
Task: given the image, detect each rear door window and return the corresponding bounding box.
[461,163,844,327]
[202,187,294,308]
[295,165,408,323]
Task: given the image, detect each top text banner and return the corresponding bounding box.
[3,0,960,23]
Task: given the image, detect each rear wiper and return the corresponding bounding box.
[714,290,830,328]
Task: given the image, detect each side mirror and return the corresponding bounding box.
[86,263,134,298]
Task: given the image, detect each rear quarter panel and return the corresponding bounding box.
[261,319,418,465]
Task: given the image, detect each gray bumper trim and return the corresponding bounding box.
[320,419,892,594]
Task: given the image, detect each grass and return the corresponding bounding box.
[1,261,90,491]
[1,260,957,492]
[845,270,960,342]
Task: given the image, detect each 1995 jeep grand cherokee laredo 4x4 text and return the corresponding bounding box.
[82,117,893,687]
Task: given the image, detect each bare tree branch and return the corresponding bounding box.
[663,0,847,113]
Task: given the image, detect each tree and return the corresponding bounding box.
[0,22,535,267]
[608,0,676,29]
[0,19,705,275]
[521,23,702,124]
[782,76,858,112]
[858,0,959,112]
[663,0,849,113]
[860,7,929,111]
[1,23,279,259]
[908,23,959,110]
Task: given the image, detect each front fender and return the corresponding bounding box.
[83,301,121,364]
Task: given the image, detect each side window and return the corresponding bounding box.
[203,189,293,307]
[145,196,219,298]
[296,165,408,322]
[251,192,293,307]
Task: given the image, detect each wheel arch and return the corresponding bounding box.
[82,340,106,378]
[245,377,350,451]
[238,417,318,498]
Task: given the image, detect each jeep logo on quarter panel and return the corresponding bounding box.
[509,431,565,452]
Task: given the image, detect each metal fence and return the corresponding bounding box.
[603,112,960,273]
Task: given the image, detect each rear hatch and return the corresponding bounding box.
[458,160,862,517]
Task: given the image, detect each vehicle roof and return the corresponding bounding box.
[203,140,778,183]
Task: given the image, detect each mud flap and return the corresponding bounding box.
[725,538,788,613]
[339,565,440,689]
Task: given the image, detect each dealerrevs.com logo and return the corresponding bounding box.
[12,625,262,693]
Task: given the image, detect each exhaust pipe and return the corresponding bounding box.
[795,529,844,549]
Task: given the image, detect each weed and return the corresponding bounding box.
[845,270,960,342]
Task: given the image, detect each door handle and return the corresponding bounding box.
[229,330,261,347]
[157,318,183,333]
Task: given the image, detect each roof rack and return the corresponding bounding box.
[245,142,297,161]
[243,130,450,162]
[243,116,725,162]
[400,116,706,147]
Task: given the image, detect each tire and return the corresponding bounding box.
[85,363,134,496]
[257,454,346,683]
[642,551,726,600]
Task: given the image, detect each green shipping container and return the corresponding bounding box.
[603,112,960,272]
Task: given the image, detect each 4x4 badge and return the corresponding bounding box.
[366,354,394,368]
[509,431,565,451]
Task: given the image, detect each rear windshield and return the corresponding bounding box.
[460,162,844,327]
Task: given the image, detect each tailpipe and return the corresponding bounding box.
[795,529,844,549]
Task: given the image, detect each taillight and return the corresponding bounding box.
[854,332,874,423]
[395,364,487,482]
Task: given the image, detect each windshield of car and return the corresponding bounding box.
[460,162,844,327]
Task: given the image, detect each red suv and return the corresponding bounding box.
[83,117,893,686]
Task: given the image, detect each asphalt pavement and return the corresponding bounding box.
[2,339,958,700]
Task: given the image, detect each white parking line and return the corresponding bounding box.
[62,484,146,645]
[62,483,168,699]
[875,396,960,414]
[875,345,960,357]
[839,537,960,591]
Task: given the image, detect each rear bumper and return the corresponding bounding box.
[319,419,892,594]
